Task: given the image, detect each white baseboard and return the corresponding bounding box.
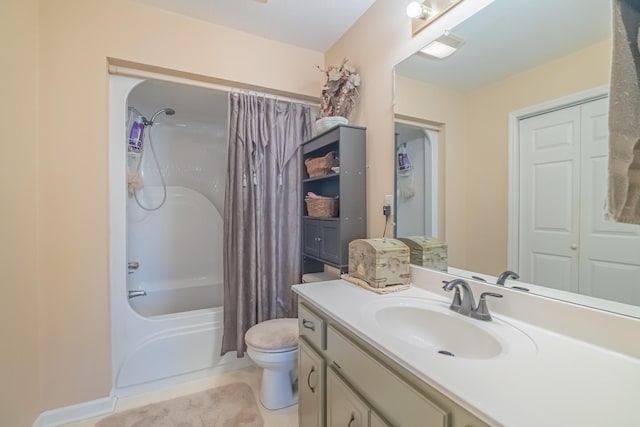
[32,395,116,427]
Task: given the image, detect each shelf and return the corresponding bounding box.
[303,253,343,270]
[304,216,340,222]
[304,173,339,183]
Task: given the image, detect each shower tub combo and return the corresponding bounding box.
[109,75,246,394]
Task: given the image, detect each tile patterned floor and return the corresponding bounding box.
[60,366,298,427]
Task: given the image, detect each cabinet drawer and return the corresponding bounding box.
[327,325,449,427]
[298,303,326,350]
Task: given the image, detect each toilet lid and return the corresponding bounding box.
[245,318,299,351]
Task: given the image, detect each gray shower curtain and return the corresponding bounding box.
[221,93,312,357]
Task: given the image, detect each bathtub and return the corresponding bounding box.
[109,75,247,396]
[112,185,241,392]
[128,281,224,317]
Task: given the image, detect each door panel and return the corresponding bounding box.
[299,339,325,427]
[304,220,320,257]
[327,368,369,427]
[320,222,340,264]
[579,97,640,305]
[519,106,581,291]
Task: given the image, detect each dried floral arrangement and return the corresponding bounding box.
[318,58,361,119]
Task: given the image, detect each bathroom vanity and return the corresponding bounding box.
[293,267,640,427]
[296,299,487,427]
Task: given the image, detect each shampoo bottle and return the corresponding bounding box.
[128,115,145,152]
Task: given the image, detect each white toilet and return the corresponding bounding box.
[245,318,299,410]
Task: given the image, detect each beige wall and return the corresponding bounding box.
[37,0,322,412]
[464,39,610,274]
[325,0,494,242]
[394,76,467,266]
[0,0,41,426]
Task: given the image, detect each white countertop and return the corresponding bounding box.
[293,280,640,427]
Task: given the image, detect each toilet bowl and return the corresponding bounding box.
[245,318,299,410]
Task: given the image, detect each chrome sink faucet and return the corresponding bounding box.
[442,279,503,321]
[496,270,519,285]
[442,279,476,315]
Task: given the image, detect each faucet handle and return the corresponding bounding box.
[442,280,463,313]
[471,292,503,321]
[449,287,462,312]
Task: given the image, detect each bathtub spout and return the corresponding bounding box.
[128,290,147,299]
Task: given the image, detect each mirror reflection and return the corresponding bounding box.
[393,0,640,317]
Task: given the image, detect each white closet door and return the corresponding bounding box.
[579,98,640,305]
[519,105,581,292]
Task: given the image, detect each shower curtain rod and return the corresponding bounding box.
[109,63,319,109]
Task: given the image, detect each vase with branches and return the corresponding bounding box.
[318,58,361,119]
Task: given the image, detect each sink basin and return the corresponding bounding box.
[374,305,502,359]
[364,297,536,360]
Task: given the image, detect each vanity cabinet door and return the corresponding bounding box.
[327,325,448,427]
[327,367,369,427]
[370,411,391,427]
[299,339,325,427]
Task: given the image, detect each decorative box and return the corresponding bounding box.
[348,238,411,288]
[397,236,448,271]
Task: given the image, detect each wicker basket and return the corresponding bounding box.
[305,151,338,178]
[305,196,339,218]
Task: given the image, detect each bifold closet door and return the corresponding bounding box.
[578,98,640,305]
[519,104,581,292]
[519,97,640,303]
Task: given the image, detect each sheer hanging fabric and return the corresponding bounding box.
[222,93,312,356]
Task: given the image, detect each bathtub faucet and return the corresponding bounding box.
[128,261,140,274]
[128,290,146,299]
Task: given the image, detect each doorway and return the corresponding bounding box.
[394,121,439,238]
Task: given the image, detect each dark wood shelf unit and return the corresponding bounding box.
[301,124,367,274]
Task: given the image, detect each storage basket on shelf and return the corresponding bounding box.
[304,151,338,178]
[305,195,339,218]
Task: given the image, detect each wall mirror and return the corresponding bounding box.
[393,0,640,318]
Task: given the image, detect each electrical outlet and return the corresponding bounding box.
[383,194,394,217]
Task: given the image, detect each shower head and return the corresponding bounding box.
[148,108,176,125]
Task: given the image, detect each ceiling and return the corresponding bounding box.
[130,0,376,52]
[395,0,611,92]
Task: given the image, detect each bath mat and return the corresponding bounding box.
[95,382,263,427]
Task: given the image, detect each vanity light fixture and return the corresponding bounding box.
[419,32,465,59]
[408,0,465,36]
[406,1,432,19]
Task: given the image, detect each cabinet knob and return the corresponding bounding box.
[570,243,578,250]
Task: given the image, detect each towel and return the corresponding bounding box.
[608,0,640,224]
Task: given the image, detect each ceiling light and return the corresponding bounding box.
[419,32,465,59]
[406,1,432,19]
